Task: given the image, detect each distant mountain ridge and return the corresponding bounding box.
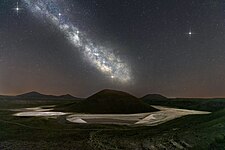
[15,91,80,100]
[1,91,167,107]
[56,89,159,114]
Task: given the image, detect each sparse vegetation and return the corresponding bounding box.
[0,92,225,149]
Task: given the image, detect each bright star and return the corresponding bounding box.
[13,2,22,15]
[185,29,196,38]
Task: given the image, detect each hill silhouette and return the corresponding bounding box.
[16,91,79,100]
[141,94,167,100]
[57,89,158,114]
[17,91,49,98]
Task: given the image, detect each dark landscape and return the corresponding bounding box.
[0,90,225,150]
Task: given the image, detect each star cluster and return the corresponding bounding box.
[22,0,131,83]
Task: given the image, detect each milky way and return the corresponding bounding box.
[22,0,131,83]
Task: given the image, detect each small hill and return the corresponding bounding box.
[141,94,167,100]
[57,94,78,100]
[57,89,158,114]
[17,91,48,98]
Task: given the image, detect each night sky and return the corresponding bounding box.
[0,0,225,98]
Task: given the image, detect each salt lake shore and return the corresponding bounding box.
[12,105,210,126]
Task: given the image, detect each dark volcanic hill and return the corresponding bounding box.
[141,94,167,100]
[17,91,49,98]
[57,89,158,114]
[58,94,76,99]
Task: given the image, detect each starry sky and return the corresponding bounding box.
[0,0,225,98]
